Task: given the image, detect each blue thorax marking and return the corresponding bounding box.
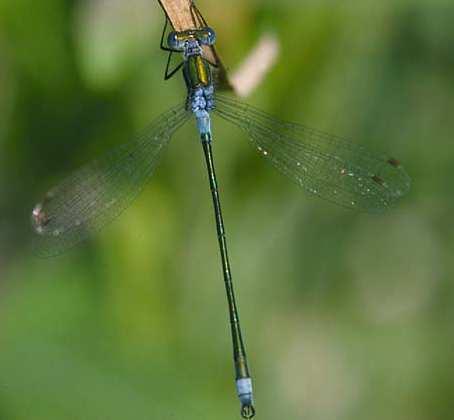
[182,43,215,138]
[167,27,217,139]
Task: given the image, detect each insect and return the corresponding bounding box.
[31,3,410,418]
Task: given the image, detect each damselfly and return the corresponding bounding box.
[31,4,410,419]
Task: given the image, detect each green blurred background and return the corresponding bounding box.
[0,0,453,419]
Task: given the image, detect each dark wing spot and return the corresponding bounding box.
[387,158,401,167]
[32,204,51,233]
[371,175,385,186]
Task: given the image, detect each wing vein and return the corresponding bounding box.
[32,103,190,257]
[215,94,410,212]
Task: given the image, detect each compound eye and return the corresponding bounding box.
[167,31,183,50]
[198,27,216,46]
[205,27,216,45]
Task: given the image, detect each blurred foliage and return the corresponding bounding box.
[0,0,453,419]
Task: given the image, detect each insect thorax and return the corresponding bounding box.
[186,85,215,113]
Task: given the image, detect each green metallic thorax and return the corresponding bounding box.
[183,55,212,90]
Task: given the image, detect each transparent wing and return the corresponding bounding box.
[31,103,190,257]
[215,94,410,212]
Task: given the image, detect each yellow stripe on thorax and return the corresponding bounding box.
[195,55,209,86]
